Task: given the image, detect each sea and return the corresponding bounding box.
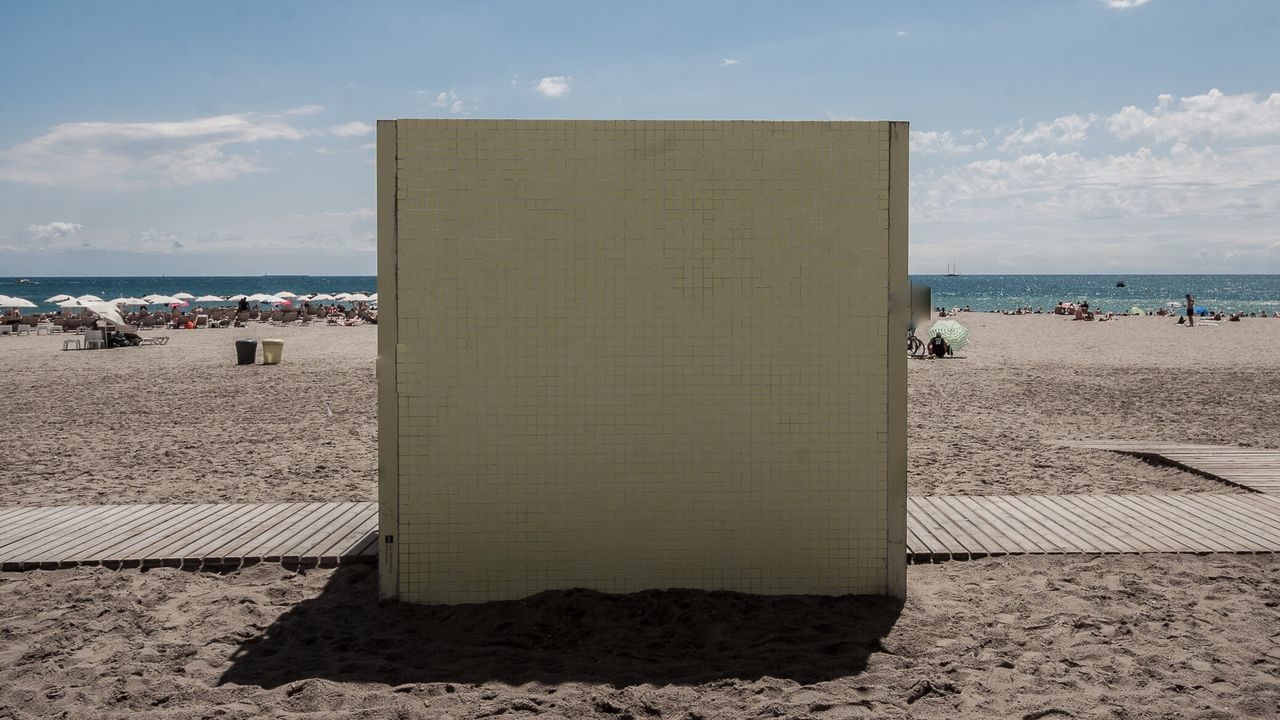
[919,274,1280,315]
[3,274,1280,315]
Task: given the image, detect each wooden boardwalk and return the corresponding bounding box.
[1066,441,1280,494]
[2,495,1278,570]
[906,495,1280,561]
[0,502,377,570]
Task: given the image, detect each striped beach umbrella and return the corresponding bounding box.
[927,319,970,351]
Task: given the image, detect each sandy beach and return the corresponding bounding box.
[1,314,1278,718]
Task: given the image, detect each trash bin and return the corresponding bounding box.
[235,338,258,365]
[261,338,284,365]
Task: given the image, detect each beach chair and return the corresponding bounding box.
[84,329,107,350]
[195,314,208,329]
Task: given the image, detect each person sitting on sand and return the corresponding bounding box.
[927,333,950,358]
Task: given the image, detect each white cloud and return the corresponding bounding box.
[911,130,988,156]
[911,88,1280,272]
[1107,89,1280,143]
[282,104,325,116]
[1101,0,1152,8]
[287,208,376,249]
[896,30,907,37]
[998,114,1095,151]
[26,221,82,240]
[329,121,373,137]
[916,143,1280,227]
[721,58,739,67]
[431,89,469,114]
[535,76,571,98]
[0,110,313,188]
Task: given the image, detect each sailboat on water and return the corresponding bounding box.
[944,263,959,277]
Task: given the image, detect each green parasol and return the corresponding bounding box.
[1129,306,1145,315]
[927,318,970,351]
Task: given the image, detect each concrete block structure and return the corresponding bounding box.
[378,120,908,604]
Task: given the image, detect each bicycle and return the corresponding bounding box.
[907,328,926,358]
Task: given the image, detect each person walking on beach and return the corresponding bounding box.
[1186,293,1195,327]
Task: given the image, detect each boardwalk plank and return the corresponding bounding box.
[1014,496,1109,553]
[1120,496,1240,553]
[141,504,268,566]
[934,496,1020,555]
[1057,496,1152,553]
[4,496,1280,570]
[914,497,983,557]
[1087,495,1192,552]
[307,503,379,563]
[19,504,166,565]
[97,505,229,564]
[210,503,328,563]
[280,502,369,561]
[985,496,1073,553]
[905,500,953,557]
[1156,495,1272,552]
[952,496,1043,554]
[0,506,116,559]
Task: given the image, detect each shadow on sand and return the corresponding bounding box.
[220,564,902,688]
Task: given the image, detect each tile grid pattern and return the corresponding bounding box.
[387,120,904,603]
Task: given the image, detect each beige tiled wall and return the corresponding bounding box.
[379,120,907,604]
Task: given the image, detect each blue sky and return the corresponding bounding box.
[2,0,1278,275]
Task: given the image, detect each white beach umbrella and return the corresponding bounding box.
[109,297,148,306]
[172,292,196,300]
[0,296,36,308]
[77,294,105,303]
[370,293,378,301]
[334,293,352,300]
[84,302,129,327]
[275,290,298,298]
[147,295,179,305]
[226,294,248,301]
[194,295,225,303]
[345,293,371,303]
[45,294,74,303]
[310,293,336,301]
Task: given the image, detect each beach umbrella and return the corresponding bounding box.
[84,302,130,327]
[370,293,378,302]
[58,298,89,308]
[172,292,196,300]
[1129,306,1145,316]
[227,294,248,301]
[334,293,352,300]
[310,293,336,301]
[77,294,104,303]
[927,318,971,351]
[0,296,36,308]
[194,295,225,303]
[109,297,148,306]
[275,291,298,298]
[147,295,180,305]
[45,294,73,303]
[345,293,371,303]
